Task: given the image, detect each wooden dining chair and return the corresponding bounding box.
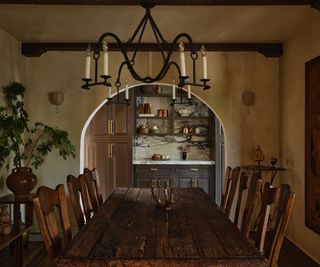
[33,184,72,261]
[83,168,100,212]
[234,172,262,238]
[224,166,241,218]
[92,167,103,206]
[66,174,90,229]
[220,166,232,211]
[255,182,295,267]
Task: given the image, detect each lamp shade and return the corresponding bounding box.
[48,91,64,106]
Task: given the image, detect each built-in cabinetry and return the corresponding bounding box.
[85,92,133,198]
[134,164,214,197]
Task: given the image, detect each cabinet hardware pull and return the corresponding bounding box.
[112,144,115,158]
[111,120,114,135]
[150,168,158,172]
[151,179,157,187]
[107,120,110,134]
[190,168,199,172]
[192,179,198,187]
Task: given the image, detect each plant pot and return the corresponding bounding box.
[6,167,37,199]
[182,151,188,160]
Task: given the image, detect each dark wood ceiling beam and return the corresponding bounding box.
[0,0,314,5]
[21,42,283,58]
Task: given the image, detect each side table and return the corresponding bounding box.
[0,194,35,266]
[242,165,286,184]
[0,194,34,227]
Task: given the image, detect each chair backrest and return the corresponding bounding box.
[256,182,295,267]
[234,172,262,238]
[224,166,241,218]
[220,166,232,211]
[33,184,72,260]
[66,174,88,229]
[83,168,100,212]
[92,168,103,206]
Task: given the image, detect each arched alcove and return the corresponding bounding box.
[80,83,225,203]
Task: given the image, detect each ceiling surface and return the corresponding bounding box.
[0,4,318,43]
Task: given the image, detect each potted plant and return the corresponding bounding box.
[0,82,76,198]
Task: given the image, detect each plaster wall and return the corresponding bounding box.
[23,50,279,189]
[280,14,320,262]
[0,29,26,197]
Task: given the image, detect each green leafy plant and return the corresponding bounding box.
[0,82,76,169]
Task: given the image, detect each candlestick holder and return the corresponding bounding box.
[200,78,210,90]
[151,183,174,212]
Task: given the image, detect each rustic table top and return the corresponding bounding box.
[56,187,267,267]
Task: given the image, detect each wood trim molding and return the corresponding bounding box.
[21,42,283,58]
[0,1,314,6]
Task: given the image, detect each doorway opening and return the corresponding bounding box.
[80,83,225,203]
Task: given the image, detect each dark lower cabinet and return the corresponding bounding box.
[134,164,215,198]
[91,140,132,199]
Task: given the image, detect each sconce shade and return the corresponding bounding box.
[242,91,255,106]
[48,91,64,106]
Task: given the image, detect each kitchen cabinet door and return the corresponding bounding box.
[92,92,132,138]
[92,140,132,198]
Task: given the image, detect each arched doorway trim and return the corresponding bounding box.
[79,83,225,173]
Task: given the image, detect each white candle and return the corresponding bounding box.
[108,86,112,98]
[103,40,109,76]
[172,81,176,100]
[85,44,91,79]
[187,85,191,99]
[179,41,186,76]
[201,45,207,79]
[125,81,129,100]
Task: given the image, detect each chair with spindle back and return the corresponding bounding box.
[255,182,295,267]
[224,166,241,219]
[220,166,232,211]
[66,174,90,229]
[92,168,103,206]
[33,184,72,261]
[83,168,100,212]
[234,172,262,238]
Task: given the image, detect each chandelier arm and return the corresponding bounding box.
[115,61,128,85]
[149,20,166,60]
[148,11,167,48]
[125,12,149,50]
[131,15,149,63]
[169,33,195,52]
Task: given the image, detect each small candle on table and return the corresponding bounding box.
[187,84,191,99]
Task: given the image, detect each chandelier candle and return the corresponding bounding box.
[108,86,112,98]
[187,85,191,99]
[201,45,208,80]
[85,44,91,79]
[179,42,186,77]
[172,81,176,100]
[125,81,129,100]
[103,41,109,76]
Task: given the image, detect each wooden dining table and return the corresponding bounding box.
[55,187,267,266]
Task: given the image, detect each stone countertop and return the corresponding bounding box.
[133,159,215,165]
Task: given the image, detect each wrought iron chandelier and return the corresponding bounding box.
[81,2,210,105]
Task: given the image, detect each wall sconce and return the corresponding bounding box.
[48,91,64,113]
[242,91,255,114]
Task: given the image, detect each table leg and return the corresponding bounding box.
[25,203,33,227]
[14,235,23,267]
[13,203,21,227]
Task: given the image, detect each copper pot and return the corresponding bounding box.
[143,103,152,114]
[6,167,37,199]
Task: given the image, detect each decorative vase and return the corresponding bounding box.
[182,151,188,160]
[6,167,37,199]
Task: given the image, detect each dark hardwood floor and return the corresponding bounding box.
[278,238,320,267]
[0,236,319,266]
